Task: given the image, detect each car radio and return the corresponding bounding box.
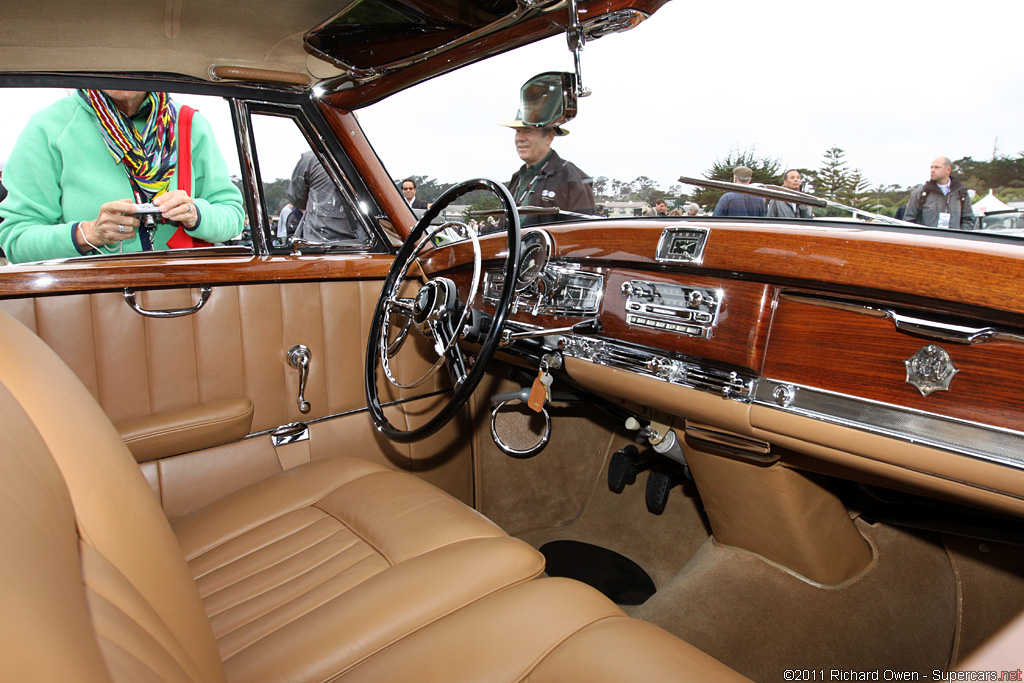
[620,280,721,338]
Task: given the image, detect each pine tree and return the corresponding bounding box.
[816,147,850,201]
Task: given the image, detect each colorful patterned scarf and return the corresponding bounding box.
[78,89,178,200]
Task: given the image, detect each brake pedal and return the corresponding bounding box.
[645,469,686,514]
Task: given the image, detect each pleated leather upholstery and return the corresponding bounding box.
[0,281,441,432]
[0,309,545,682]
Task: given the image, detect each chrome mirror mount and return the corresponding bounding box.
[565,0,590,97]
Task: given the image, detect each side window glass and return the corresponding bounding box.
[250,113,372,251]
[0,87,248,265]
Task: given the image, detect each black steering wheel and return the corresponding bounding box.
[365,178,521,442]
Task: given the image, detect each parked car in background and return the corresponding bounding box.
[977,208,1024,234]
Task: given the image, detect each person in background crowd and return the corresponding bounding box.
[713,166,766,217]
[402,178,427,209]
[903,156,974,230]
[767,169,813,218]
[286,150,365,243]
[644,198,669,216]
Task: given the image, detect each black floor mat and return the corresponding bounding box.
[540,540,656,605]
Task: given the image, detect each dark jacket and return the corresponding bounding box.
[713,192,766,217]
[903,177,974,230]
[286,151,364,242]
[407,197,427,210]
[507,150,596,227]
[766,199,813,219]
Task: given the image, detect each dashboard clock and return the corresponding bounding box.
[656,227,709,265]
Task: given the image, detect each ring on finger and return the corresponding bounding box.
[119,225,125,234]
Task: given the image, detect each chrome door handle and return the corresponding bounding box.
[123,285,212,318]
[287,345,312,414]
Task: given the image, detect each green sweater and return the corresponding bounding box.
[0,95,245,263]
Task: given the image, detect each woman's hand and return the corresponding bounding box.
[76,199,139,250]
[153,190,198,229]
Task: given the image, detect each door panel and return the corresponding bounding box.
[0,277,471,509]
[0,280,444,429]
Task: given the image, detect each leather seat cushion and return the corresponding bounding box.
[172,456,545,681]
[337,577,751,682]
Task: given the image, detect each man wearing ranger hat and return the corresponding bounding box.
[498,112,596,229]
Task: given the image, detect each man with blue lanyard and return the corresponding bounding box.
[497,115,596,230]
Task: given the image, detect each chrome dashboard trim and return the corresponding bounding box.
[554,333,754,401]
[484,263,604,317]
[753,379,1024,472]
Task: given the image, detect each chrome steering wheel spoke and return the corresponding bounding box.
[365,178,521,443]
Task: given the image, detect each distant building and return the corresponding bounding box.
[600,201,647,218]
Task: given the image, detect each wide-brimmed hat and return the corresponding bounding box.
[498,115,569,136]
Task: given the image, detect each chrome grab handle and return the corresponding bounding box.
[287,345,312,414]
[886,311,1024,345]
[782,293,1024,345]
[123,285,212,318]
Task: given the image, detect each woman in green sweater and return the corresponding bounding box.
[0,89,245,263]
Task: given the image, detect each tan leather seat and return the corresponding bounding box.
[338,577,750,682]
[0,309,747,681]
[0,310,542,681]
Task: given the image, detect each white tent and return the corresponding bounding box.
[972,189,1012,215]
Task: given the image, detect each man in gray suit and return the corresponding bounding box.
[767,169,813,218]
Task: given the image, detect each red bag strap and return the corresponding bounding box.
[177,105,194,193]
[167,105,211,249]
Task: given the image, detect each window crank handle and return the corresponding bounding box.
[287,345,312,414]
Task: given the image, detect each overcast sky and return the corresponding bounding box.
[2,0,1020,196]
[358,0,1024,193]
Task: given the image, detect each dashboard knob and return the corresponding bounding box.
[687,290,704,307]
[646,357,673,378]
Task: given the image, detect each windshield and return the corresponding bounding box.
[359,0,1024,234]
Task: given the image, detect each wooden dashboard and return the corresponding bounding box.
[426,220,1024,516]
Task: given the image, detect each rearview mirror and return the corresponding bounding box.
[519,72,578,128]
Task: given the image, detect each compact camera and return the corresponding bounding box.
[133,203,163,231]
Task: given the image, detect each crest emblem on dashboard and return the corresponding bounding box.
[904,345,959,397]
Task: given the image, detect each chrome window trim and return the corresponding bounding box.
[753,379,1024,472]
[231,97,269,254]
[243,102,382,253]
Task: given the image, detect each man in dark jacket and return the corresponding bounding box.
[713,166,766,217]
[903,157,974,230]
[401,178,427,210]
[499,117,595,229]
[286,151,365,243]
[766,169,813,218]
